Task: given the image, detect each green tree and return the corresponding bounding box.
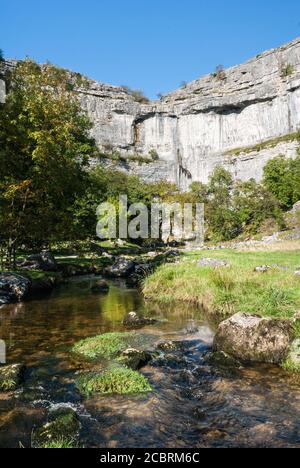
[0,59,96,266]
[263,155,294,209]
[233,179,284,234]
[290,155,300,204]
[0,49,4,62]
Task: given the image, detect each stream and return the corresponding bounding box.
[0,276,300,448]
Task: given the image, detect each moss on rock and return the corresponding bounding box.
[77,366,152,397]
[282,339,300,372]
[72,332,151,361]
[33,409,80,448]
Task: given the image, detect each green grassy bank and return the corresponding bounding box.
[143,249,300,326]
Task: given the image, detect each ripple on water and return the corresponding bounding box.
[0,278,299,447]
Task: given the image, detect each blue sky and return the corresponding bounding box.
[1,0,300,99]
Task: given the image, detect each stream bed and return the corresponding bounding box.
[0,276,300,448]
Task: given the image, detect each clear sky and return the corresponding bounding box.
[1,0,300,99]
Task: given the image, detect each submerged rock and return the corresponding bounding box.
[33,408,80,448]
[0,273,31,304]
[208,351,242,371]
[157,340,184,351]
[0,364,25,391]
[213,312,293,364]
[123,311,157,328]
[91,280,109,294]
[117,348,152,370]
[30,277,55,296]
[0,294,13,306]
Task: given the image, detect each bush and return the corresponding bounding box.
[122,86,150,104]
[281,63,294,78]
[263,155,300,209]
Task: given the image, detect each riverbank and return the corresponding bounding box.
[143,249,300,332]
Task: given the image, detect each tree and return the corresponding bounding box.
[0,49,4,62]
[290,155,300,204]
[0,59,97,266]
[205,167,241,241]
[263,155,295,209]
[233,179,284,234]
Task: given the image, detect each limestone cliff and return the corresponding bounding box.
[2,38,300,188]
[79,37,300,189]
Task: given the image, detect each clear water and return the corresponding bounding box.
[0,276,299,448]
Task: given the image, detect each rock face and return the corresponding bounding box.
[2,39,300,188]
[80,38,300,189]
[213,312,294,364]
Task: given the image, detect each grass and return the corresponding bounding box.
[72,332,149,360]
[77,366,152,397]
[40,438,78,449]
[225,131,300,157]
[0,379,16,391]
[33,412,80,448]
[143,249,300,325]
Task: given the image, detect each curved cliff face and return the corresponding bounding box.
[79,37,300,188]
[2,38,300,188]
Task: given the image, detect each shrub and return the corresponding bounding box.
[212,65,226,81]
[122,86,150,104]
[281,63,294,78]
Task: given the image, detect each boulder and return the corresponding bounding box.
[123,311,157,328]
[91,280,109,294]
[0,294,13,306]
[30,277,55,296]
[198,258,229,268]
[0,273,32,303]
[254,265,272,273]
[295,269,300,277]
[117,348,152,370]
[0,364,25,391]
[283,339,300,372]
[21,250,58,272]
[213,312,293,364]
[105,257,136,278]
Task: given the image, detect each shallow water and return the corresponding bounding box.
[0,276,299,448]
